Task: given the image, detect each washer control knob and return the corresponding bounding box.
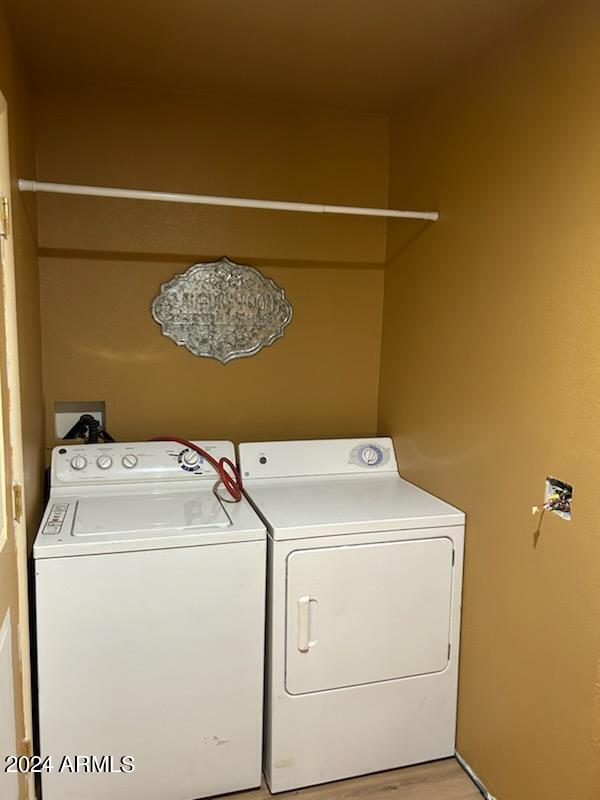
[181,448,201,467]
[361,446,380,466]
[122,454,138,469]
[96,455,113,470]
[70,455,87,471]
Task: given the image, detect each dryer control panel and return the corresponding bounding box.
[239,438,397,479]
[52,441,236,486]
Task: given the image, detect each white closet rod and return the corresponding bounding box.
[17,179,439,221]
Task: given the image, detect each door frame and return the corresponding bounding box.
[0,88,34,798]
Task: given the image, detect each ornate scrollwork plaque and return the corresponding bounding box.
[151,257,292,363]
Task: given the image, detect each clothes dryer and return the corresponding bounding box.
[239,437,464,793]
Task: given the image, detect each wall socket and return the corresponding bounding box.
[545,476,573,520]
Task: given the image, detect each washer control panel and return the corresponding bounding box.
[42,502,70,535]
[52,441,234,486]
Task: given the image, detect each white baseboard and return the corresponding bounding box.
[456,752,498,800]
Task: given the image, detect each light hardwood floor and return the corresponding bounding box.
[236,760,481,800]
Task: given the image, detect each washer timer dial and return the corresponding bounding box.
[178,448,204,472]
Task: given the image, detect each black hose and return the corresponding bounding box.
[63,413,115,444]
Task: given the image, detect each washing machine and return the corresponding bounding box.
[34,440,266,800]
[238,437,465,793]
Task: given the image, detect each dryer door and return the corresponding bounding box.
[285,537,454,695]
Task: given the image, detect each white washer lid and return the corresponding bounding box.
[244,474,464,540]
[73,491,230,536]
[34,486,267,558]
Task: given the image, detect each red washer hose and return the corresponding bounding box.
[150,436,243,502]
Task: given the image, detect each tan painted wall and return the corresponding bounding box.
[0,3,43,798]
[35,88,386,445]
[378,1,600,798]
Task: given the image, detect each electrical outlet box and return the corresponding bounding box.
[545,476,573,520]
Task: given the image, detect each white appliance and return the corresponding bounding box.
[34,440,266,800]
[239,437,465,793]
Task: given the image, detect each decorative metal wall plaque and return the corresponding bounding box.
[151,257,293,363]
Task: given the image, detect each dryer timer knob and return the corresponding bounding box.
[361,446,380,466]
[122,454,138,469]
[96,455,113,470]
[70,455,87,471]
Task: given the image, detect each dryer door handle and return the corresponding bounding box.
[297,596,318,653]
